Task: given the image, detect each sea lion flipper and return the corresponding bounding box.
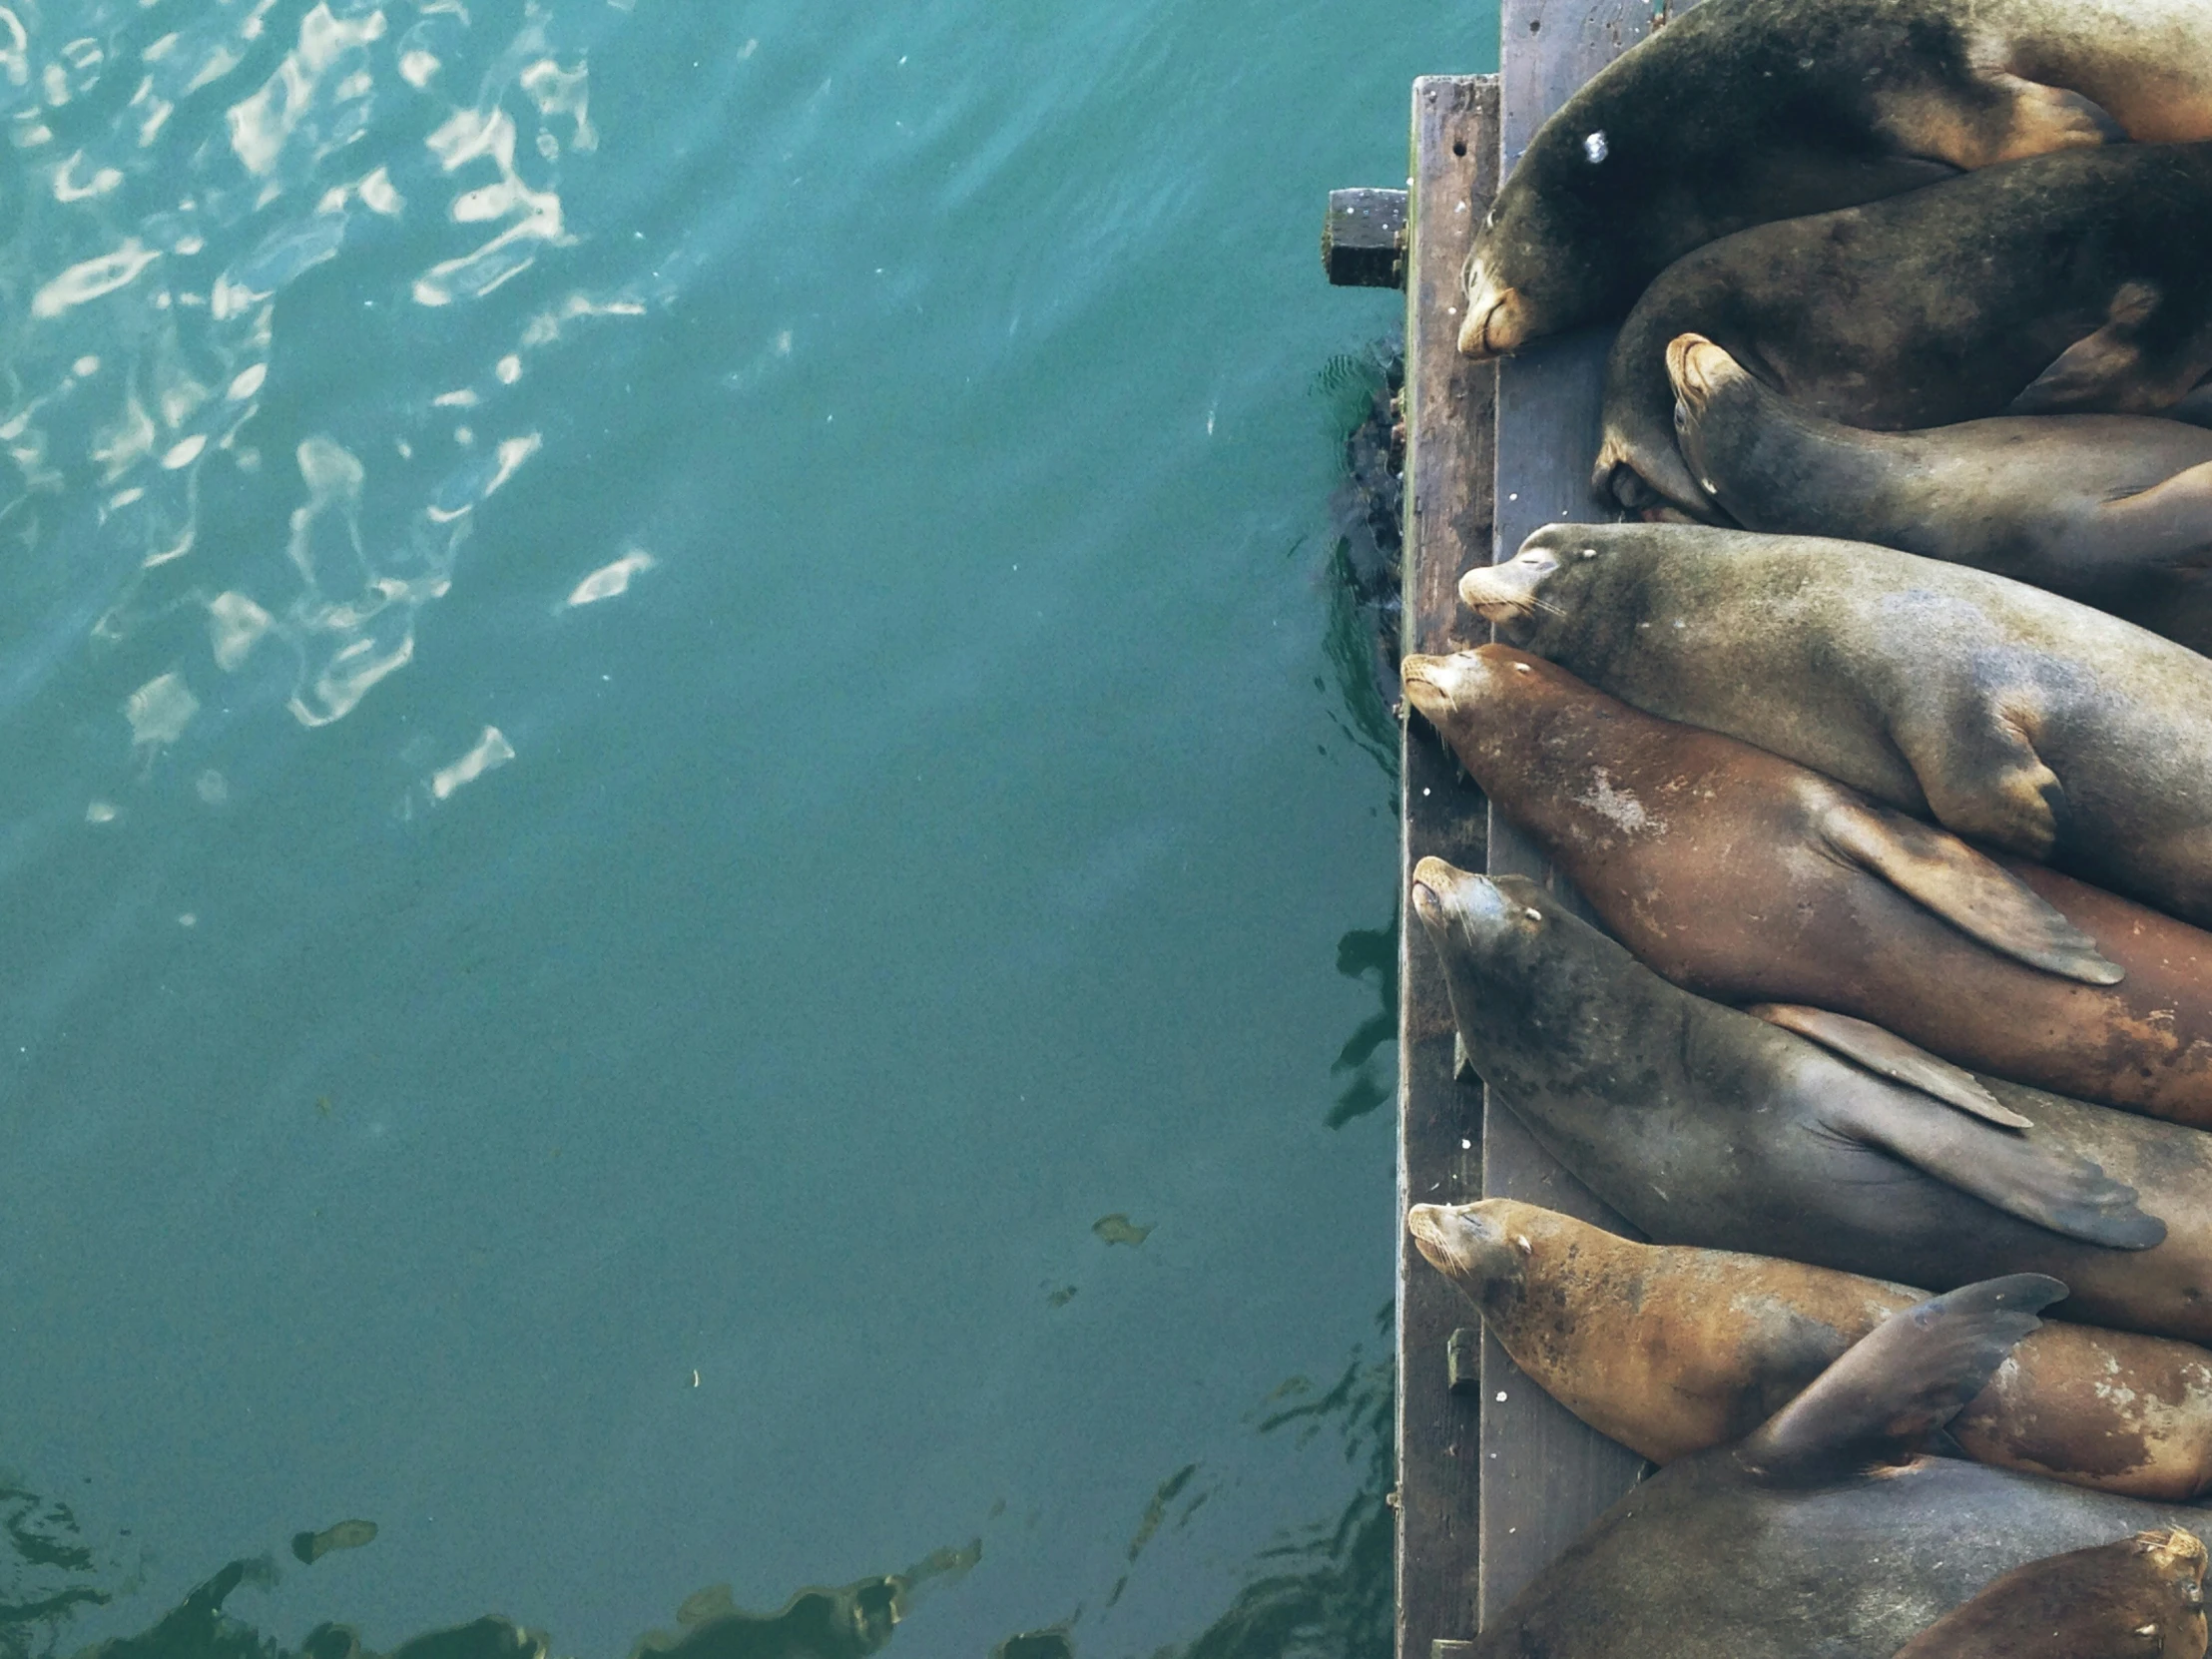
[2099,459,2212,566]
[1832,1082,2163,1249]
[1747,1004,2027,1128]
[1736,1275,2065,1484]
[2009,284,2167,415]
[1819,801,2125,985]
[1894,700,2066,860]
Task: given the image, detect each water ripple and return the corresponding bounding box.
[0,0,669,813]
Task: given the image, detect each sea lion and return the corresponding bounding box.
[1666,335,2212,655]
[1456,521,2212,927]
[1459,0,2212,358]
[1590,142,2212,517]
[1891,1530,2208,1659]
[1401,647,2212,1125]
[1405,859,2212,1343]
[1406,1198,2212,1500]
[1460,1273,2210,1659]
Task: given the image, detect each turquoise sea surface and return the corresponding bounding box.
[0,2,1496,1655]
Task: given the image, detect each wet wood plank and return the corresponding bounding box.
[1394,71,1499,1659]
[1478,0,1696,1631]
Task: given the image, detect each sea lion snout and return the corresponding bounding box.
[1459,543,1565,624]
[1459,271,1529,358]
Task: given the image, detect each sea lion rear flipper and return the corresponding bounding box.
[1830,1082,2163,1249]
[1747,1004,2026,1128]
[1891,697,2067,860]
[1819,801,2124,985]
[1736,1275,2065,1483]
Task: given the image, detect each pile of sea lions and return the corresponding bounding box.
[1403,0,2212,1652]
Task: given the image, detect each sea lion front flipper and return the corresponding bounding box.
[1747,1004,2027,1128]
[1878,74,2120,170]
[2008,284,2167,415]
[1736,1275,2066,1484]
[1828,1079,2162,1249]
[1818,801,2124,985]
[2098,459,2212,568]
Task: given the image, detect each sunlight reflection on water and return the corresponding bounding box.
[0,0,665,786]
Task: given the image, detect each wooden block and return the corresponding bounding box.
[1446,1327,1481,1394]
[1395,72,1499,1659]
[1323,188,1410,287]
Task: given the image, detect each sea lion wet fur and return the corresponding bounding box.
[1407,1199,2212,1501]
[1891,1530,2208,1659]
[1460,0,2212,356]
[1592,142,2212,516]
[1404,647,2212,1126]
[1401,862,2212,1345]
[1665,334,2212,655]
[1454,1260,2206,1658]
[1459,521,2212,928]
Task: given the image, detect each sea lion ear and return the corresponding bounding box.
[1817,801,2124,985]
[1735,1276,2065,1485]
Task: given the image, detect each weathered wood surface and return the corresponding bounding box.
[1324,188,1410,288]
[1395,73,1498,1659]
[1478,0,1696,1632]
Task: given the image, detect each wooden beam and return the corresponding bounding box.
[1395,72,1498,1659]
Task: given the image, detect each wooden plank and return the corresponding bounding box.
[1478,0,1697,1629]
[1395,73,1498,1659]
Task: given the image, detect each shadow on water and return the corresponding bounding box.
[0,1333,1390,1659]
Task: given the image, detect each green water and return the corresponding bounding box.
[0,2,1496,1655]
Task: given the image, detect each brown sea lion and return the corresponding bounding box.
[1458,0,2212,358]
[1665,335,2212,655]
[1402,647,2212,1125]
[1402,861,2212,1343]
[1892,1530,2208,1659]
[1454,1272,2212,1659]
[1591,142,2212,516]
[1456,521,2212,928]
[1407,1198,2212,1500]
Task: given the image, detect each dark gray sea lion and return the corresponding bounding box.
[1404,647,2212,1126]
[1891,1530,2208,1659]
[1404,858,2212,1344]
[1457,521,2212,927]
[1591,142,2212,516]
[1458,0,2212,358]
[1407,1199,2212,1501]
[1663,334,2212,655]
[1460,1271,2209,1659]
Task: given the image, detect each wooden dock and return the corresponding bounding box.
[1324,5,1692,1655]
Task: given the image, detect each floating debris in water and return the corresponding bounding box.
[291,1518,377,1565]
[1092,1214,1153,1248]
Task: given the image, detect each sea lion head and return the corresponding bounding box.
[1460,116,1656,358]
[2138,1530,2210,1659]
[1401,643,1581,753]
[1407,858,1582,1040]
[1406,1200,1532,1309]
